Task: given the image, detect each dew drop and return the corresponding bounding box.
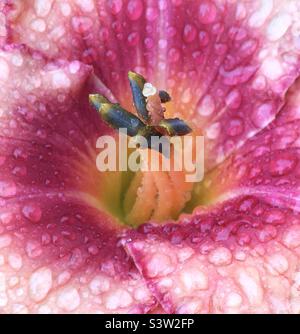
[168,48,181,63]
[226,118,244,137]
[0,181,17,198]
[269,153,298,177]
[57,270,71,285]
[127,32,140,46]
[183,24,197,43]
[0,235,12,249]
[267,13,291,41]
[29,267,53,302]
[198,0,217,24]
[8,253,23,270]
[144,37,154,49]
[127,0,143,21]
[26,240,43,258]
[261,57,283,80]
[208,247,232,266]
[108,0,123,15]
[146,7,158,21]
[197,95,215,116]
[56,287,81,311]
[225,89,242,109]
[205,122,220,139]
[11,54,24,67]
[87,244,99,255]
[22,204,42,223]
[69,61,81,74]
[31,18,46,32]
[0,58,10,81]
[192,51,204,65]
[251,103,274,128]
[282,225,300,249]
[34,0,53,17]
[257,225,277,242]
[71,16,93,33]
[198,30,209,47]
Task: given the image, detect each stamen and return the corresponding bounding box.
[158,90,171,103]
[89,96,145,137]
[128,71,149,122]
[89,93,110,109]
[89,71,192,151]
[157,118,192,136]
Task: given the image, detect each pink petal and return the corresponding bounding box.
[201,79,300,211]
[0,46,156,313]
[124,196,300,313]
[0,2,9,47]
[4,0,300,168]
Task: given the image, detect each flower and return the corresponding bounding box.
[0,0,300,314]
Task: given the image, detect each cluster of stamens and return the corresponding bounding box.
[89,71,192,152]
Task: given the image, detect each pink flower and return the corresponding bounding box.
[0,0,300,313]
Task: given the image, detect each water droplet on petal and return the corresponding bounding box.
[146,7,158,21]
[87,244,99,255]
[168,48,181,63]
[208,247,232,266]
[226,118,244,137]
[282,225,300,249]
[71,16,93,33]
[22,204,42,223]
[34,0,53,17]
[197,95,215,116]
[0,235,12,249]
[108,0,123,15]
[267,13,291,41]
[198,0,217,24]
[205,122,220,139]
[0,181,17,198]
[127,0,143,21]
[225,89,242,109]
[26,240,43,258]
[257,225,277,242]
[8,253,23,270]
[183,24,197,43]
[0,59,10,81]
[29,267,53,302]
[127,32,140,46]
[251,103,274,128]
[270,153,298,177]
[56,287,81,311]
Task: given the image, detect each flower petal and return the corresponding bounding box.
[5,0,300,168]
[1,198,155,313]
[124,196,300,313]
[0,2,9,46]
[0,46,156,313]
[196,79,300,210]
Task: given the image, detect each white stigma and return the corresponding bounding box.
[142,82,157,97]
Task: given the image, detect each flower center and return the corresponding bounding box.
[90,72,203,227]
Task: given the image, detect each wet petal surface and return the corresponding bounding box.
[0,46,155,313]
[197,79,300,210]
[1,0,300,314]
[124,196,300,313]
[4,0,300,168]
